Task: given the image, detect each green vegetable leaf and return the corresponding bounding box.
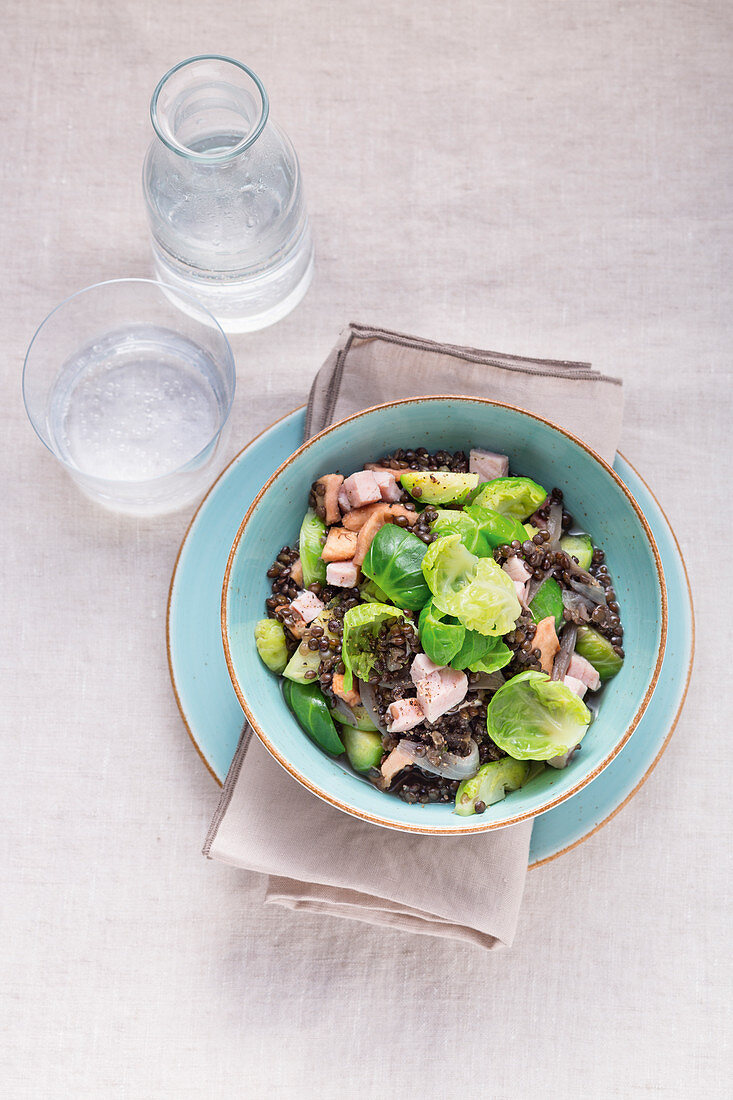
[486,670,592,760]
[470,477,547,522]
[341,602,407,692]
[421,534,521,636]
[283,680,344,756]
[428,509,482,554]
[464,504,528,554]
[529,576,564,632]
[418,599,465,666]
[450,630,512,673]
[359,577,393,605]
[361,523,431,610]
[298,509,327,586]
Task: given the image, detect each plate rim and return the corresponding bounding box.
[167,406,693,858]
[220,396,668,835]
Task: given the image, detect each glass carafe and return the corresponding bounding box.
[143,55,314,333]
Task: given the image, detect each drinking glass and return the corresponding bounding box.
[23,279,236,516]
[142,55,314,333]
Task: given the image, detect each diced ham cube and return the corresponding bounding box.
[326,560,360,587]
[414,667,468,723]
[469,448,510,481]
[343,502,417,531]
[563,674,588,699]
[321,527,358,562]
[337,486,352,513]
[290,590,325,624]
[385,698,425,734]
[332,672,361,708]
[372,470,402,502]
[503,557,532,584]
[410,653,445,684]
[534,616,560,674]
[290,558,303,587]
[380,744,415,781]
[313,474,344,525]
[343,471,382,509]
[567,653,601,691]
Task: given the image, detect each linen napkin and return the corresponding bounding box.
[204,322,623,950]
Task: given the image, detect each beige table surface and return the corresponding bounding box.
[2,1,730,1096]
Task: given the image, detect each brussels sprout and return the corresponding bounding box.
[400,471,478,504]
[486,670,592,760]
[529,577,564,631]
[361,523,431,610]
[341,602,407,691]
[454,758,530,816]
[421,534,521,636]
[418,600,466,666]
[254,618,289,673]
[575,626,624,681]
[283,610,339,683]
[298,508,327,586]
[560,534,593,571]
[464,504,528,554]
[282,680,344,756]
[341,726,384,773]
[470,477,547,522]
[450,629,512,674]
[429,509,482,554]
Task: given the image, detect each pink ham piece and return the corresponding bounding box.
[385,698,425,733]
[343,471,382,509]
[290,590,325,624]
[469,448,510,481]
[380,745,415,782]
[372,470,402,503]
[313,474,344,526]
[337,486,352,513]
[503,557,532,584]
[567,653,601,691]
[325,560,360,588]
[563,674,588,699]
[414,667,468,723]
[410,653,445,684]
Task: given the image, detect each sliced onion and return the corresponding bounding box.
[397,737,480,780]
[568,577,607,606]
[551,624,578,681]
[561,589,593,620]
[359,681,388,735]
[330,696,357,724]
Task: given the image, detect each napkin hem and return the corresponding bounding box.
[202,724,253,858]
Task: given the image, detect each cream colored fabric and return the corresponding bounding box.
[204,326,623,949]
[3,0,727,1095]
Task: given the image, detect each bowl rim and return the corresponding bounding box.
[221,396,668,835]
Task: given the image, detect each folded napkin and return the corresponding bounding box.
[204,323,623,950]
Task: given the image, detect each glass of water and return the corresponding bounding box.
[143,55,314,333]
[23,279,236,516]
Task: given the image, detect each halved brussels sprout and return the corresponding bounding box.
[421,534,521,636]
[299,508,327,586]
[486,670,592,760]
[575,626,624,681]
[254,618,288,673]
[341,602,408,691]
[470,477,547,522]
[400,471,478,504]
[454,758,530,816]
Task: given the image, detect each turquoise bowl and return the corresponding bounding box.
[222,398,667,834]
